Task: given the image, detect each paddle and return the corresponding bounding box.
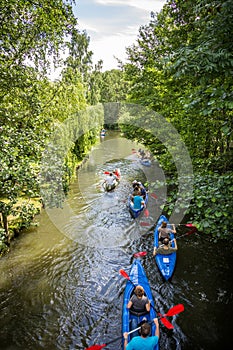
[119,268,184,329]
[133,251,147,258]
[103,171,110,175]
[85,303,184,349]
[169,223,196,228]
[157,228,197,249]
[140,222,152,227]
[85,320,154,350]
[144,208,149,217]
[151,193,157,199]
[140,221,196,228]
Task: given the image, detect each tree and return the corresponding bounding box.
[0,0,78,239]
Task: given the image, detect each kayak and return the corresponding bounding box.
[154,215,177,281]
[128,189,149,218]
[122,258,159,350]
[103,180,119,192]
[140,158,151,167]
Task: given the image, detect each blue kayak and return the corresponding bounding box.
[122,258,159,349]
[154,215,177,281]
[128,190,149,219]
[140,158,151,167]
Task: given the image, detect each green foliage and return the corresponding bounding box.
[157,172,233,240]
[39,105,104,209]
[0,228,9,257]
[87,66,129,105]
[0,0,100,250]
[123,0,232,171]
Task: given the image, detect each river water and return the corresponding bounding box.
[0,132,232,350]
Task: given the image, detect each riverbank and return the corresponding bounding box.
[0,154,91,257]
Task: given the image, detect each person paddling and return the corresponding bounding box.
[153,238,178,255]
[123,318,159,350]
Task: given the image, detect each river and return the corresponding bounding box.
[0,132,232,350]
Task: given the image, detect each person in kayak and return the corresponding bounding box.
[104,172,117,190]
[127,285,150,315]
[127,285,150,336]
[158,221,176,243]
[132,194,145,210]
[123,318,160,350]
[153,238,178,255]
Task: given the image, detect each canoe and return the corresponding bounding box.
[102,179,119,192]
[122,258,159,350]
[128,189,149,218]
[154,215,177,281]
[140,158,151,167]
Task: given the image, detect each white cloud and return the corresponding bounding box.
[95,0,165,13]
[90,33,135,71]
[49,0,166,78]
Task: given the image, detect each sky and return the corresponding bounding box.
[73,0,166,71]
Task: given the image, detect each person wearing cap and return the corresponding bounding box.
[153,238,178,255]
[123,318,159,350]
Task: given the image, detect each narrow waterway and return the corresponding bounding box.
[0,132,232,350]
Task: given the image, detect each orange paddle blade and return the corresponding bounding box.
[164,304,184,317]
[85,344,106,350]
[134,251,147,258]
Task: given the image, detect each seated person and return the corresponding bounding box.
[127,285,150,315]
[132,180,139,188]
[158,221,176,243]
[127,285,150,336]
[123,318,159,350]
[153,238,178,255]
[133,194,145,210]
[130,186,141,199]
[137,182,147,199]
[104,172,117,188]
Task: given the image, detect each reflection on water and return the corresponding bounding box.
[0,132,232,350]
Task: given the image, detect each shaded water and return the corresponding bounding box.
[0,132,232,349]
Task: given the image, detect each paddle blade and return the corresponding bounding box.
[134,251,147,258]
[164,304,185,317]
[185,227,197,235]
[140,222,151,226]
[144,208,149,217]
[85,344,106,350]
[160,317,174,329]
[119,269,130,280]
[104,171,110,175]
[185,223,196,228]
[151,193,157,199]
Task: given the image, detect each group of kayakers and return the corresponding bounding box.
[137,148,151,160]
[123,221,178,349]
